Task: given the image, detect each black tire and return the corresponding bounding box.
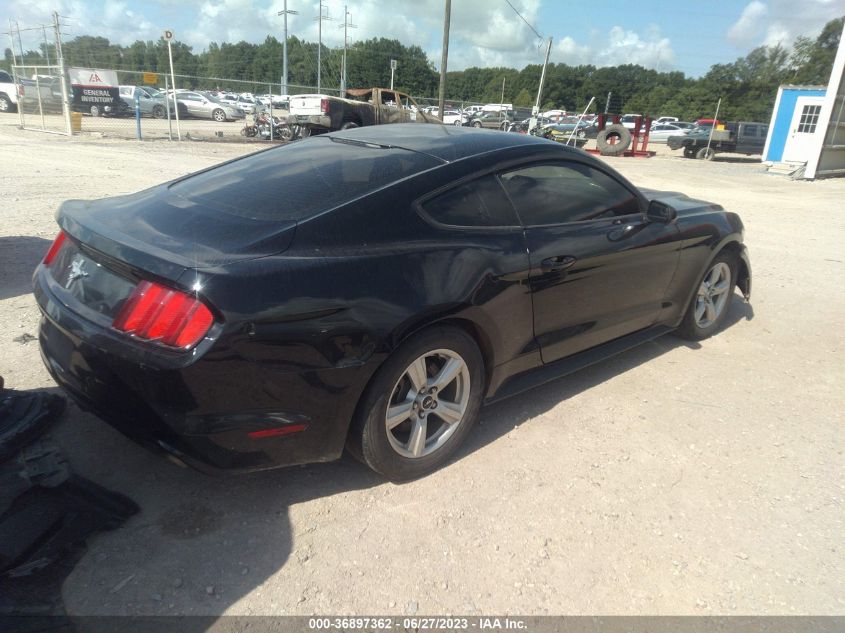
[349,326,484,481]
[0,95,14,113]
[299,125,312,138]
[676,250,738,341]
[453,119,462,126]
[472,120,482,128]
[683,146,696,158]
[152,104,165,119]
[596,124,631,156]
[212,108,226,122]
[339,121,359,130]
[696,147,715,160]
[277,125,294,141]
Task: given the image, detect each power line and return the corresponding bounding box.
[503,0,542,41]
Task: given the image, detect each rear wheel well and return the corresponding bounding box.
[345,317,494,447]
[433,318,494,392]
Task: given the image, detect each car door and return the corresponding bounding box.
[499,161,681,363]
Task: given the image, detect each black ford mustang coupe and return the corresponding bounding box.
[34,124,750,480]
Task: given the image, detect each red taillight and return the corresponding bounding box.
[320,98,330,114]
[43,231,66,265]
[113,280,214,349]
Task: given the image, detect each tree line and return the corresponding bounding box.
[3,16,841,122]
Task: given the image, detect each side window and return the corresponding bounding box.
[500,163,640,225]
[0,71,12,83]
[744,124,759,137]
[422,174,519,227]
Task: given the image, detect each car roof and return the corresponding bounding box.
[326,123,558,163]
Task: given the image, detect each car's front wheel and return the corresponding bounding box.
[152,104,165,119]
[677,251,738,340]
[350,326,484,480]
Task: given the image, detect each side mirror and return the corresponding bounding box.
[646,199,677,223]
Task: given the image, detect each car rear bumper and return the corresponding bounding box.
[293,114,331,129]
[34,266,379,473]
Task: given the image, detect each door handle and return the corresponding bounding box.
[541,255,577,271]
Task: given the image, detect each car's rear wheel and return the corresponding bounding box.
[0,95,14,112]
[676,251,738,340]
[696,147,715,160]
[350,326,484,480]
[212,108,226,122]
[472,121,482,128]
[340,121,359,130]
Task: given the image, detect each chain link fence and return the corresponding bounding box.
[5,62,497,143]
[12,64,70,135]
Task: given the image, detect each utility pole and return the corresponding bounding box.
[314,1,331,93]
[42,25,51,66]
[14,21,24,65]
[278,0,298,97]
[339,5,356,97]
[604,91,611,113]
[530,36,552,132]
[52,12,72,135]
[500,76,505,109]
[437,0,451,120]
[163,29,181,140]
[390,59,396,90]
[8,19,24,129]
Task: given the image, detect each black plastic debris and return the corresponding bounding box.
[0,390,66,467]
[0,378,140,617]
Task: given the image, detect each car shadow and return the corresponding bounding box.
[47,295,753,618]
[712,155,761,163]
[0,236,51,301]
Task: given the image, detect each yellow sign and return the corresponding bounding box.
[142,72,158,85]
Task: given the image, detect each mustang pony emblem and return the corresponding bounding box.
[65,257,89,288]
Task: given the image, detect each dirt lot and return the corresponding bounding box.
[1,118,843,617]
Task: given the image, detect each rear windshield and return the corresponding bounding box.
[169,137,442,221]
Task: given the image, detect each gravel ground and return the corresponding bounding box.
[0,118,843,617]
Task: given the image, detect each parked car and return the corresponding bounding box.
[467,110,513,130]
[119,85,169,119]
[0,69,19,112]
[668,121,768,159]
[234,94,259,114]
[620,114,644,130]
[34,124,750,480]
[173,91,244,121]
[441,110,467,126]
[647,123,691,143]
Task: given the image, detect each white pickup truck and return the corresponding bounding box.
[288,87,440,136]
[0,69,19,113]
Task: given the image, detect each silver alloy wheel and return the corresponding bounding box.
[694,262,731,328]
[385,349,471,459]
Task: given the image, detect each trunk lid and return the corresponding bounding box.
[57,183,297,282]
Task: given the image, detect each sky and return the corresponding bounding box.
[3,0,843,78]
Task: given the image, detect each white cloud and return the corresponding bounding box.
[552,26,676,70]
[728,1,769,44]
[7,0,161,50]
[728,0,842,49]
